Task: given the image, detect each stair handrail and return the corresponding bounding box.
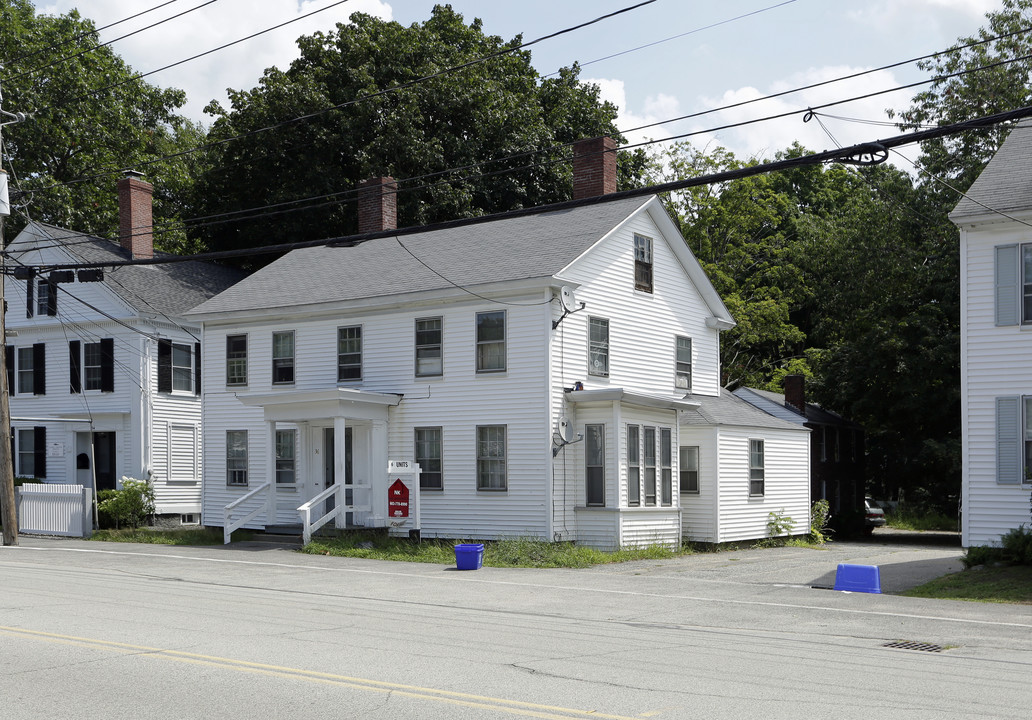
[223,481,272,544]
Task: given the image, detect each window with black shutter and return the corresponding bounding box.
[100,338,114,392]
[33,343,46,395]
[6,346,14,396]
[157,339,172,393]
[69,341,81,393]
[33,425,47,479]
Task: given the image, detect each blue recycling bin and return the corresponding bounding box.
[454,543,484,570]
[834,563,882,593]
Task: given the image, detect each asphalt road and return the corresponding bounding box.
[1,532,1028,720]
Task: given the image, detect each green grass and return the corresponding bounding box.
[301,532,694,568]
[88,527,239,545]
[885,509,958,532]
[903,565,1032,604]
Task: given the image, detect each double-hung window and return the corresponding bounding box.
[414,427,443,490]
[415,317,443,377]
[17,347,35,395]
[679,446,699,493]
[634,234,653,293]
[675,336,692,390]
[627,425,641,506]
[337,326,362,381]
[275,429,296,484]
[476,425,506,490]
[70,339,113,393]
[475,311,505,373]
[588,317,609,376]
[37,280,56,316]
[226,335,247,386]
[226,430,248,486]
[585,424,605,506]
[84,342,104,390]
[172,343,193,392]
[272,331,294,384]
[643,426,657,506]
[749,439,765,496]
[660,428,673,506]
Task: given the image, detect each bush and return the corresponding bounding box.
[97,477,155,529]
[963,525,1032,567]
[755,509,795,548]
[809,499,831,544]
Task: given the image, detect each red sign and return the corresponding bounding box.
[388,478,409,518]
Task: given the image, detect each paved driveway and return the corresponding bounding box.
[585,528,965,593]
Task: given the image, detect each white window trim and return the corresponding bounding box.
[475,310,506,374]
[588,317,609,377]
[226,430,249,487]
[749,438,765,497]
[275,429,297,485]
[171,342,194,394]
[16,347,34,395]
[476,424,507,491]
[337,325,363,382]
[675,336,692,391]
[627,424,641,507]
[226,333,248,387]
[414,317,443,378]
[585,423,605,507]
[272,331,295,385]
[414,426,444,491]
[679,445,700,494]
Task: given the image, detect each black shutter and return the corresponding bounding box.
[194,342,201,395]
[100,338,115,392]
[69,341,81,393]
[6,346,14,396]
[46,280,57,316]
[33,426,46,479]
[33,343,46,395]
[157,339,172,393]
[26,278,34,318]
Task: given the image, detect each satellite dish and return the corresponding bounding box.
[557,416,573,443]
[559,286,578,313]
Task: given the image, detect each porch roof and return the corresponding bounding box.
[565,388,700,411]
[237,387,402,422]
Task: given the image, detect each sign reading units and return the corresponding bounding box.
[386,460,421,536]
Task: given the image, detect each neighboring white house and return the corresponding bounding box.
[5,173,243,522]
[950,119,1032,548]
[188,138,811,548]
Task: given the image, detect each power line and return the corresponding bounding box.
[10,1,220,82]
[17,0,655,197]
[16,104,1032,274]
[4,0,185,67]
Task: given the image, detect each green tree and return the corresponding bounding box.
[891,0,1032,197]
[193,5,641,267]
[0,0,204,252]
[651,142,809,388]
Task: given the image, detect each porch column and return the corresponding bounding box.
[266,420,276,525]
[333,416,347,529]
[370,419,389,526]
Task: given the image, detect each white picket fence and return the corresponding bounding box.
[16,483,93,538]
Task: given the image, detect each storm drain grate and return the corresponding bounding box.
[883,640,947,653]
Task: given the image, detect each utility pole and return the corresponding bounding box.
[1,68,28,546]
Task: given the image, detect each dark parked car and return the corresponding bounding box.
[864,498,887,535]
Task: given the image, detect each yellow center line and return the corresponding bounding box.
[1,625,659,720]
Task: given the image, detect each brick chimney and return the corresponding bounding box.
[784,374,806,415]
[572,136,617,200]
[358,176,397,233]
[117,171,153,259]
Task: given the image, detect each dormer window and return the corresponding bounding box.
[634,234,653,293]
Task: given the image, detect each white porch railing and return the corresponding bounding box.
[223,482,272,544]
[297,483,371,545]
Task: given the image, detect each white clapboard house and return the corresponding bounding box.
[950,119,1032,547]
[5,174,243,523]
[189,138,811,548]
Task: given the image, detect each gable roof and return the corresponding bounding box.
[8,222,245,317]
[188,194,733,322]
[950,120,1032,222]
[733,386,861,429]
[679,389,805,431]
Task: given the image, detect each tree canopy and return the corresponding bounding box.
[0,0,203,252]
[192,5,641,267]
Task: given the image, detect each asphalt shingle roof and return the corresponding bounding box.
[14,223,245,317]
[189,195,652,315]
[679,389,804,431]
[950,120,1032,220]
[739,386,859,428]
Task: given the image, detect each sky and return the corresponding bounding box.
[34,0,1007,168]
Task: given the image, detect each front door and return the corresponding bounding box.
[322,427,354,524]
[93,432,116,491]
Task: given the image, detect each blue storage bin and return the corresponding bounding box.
[454,543,484,570]
[834,563,882,593]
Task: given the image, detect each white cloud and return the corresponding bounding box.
[586,76,680,148]
[848,0,1000,29]
[37,0,393,124]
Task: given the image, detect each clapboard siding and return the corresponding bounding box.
[959,221,1032,547]
[679,425,718,541]
[714,427,810,543]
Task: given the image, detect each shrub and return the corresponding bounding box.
[755,509,795,548]
[97,477,155,529]
[809,499,831,545]
[963,525,1032,568]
